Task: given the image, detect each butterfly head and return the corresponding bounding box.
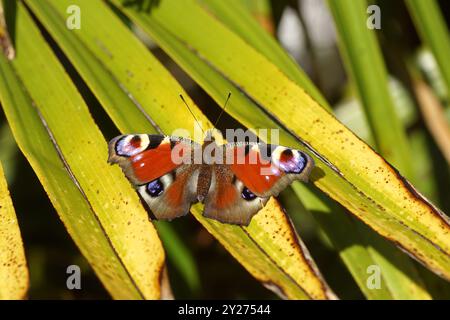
[203,128,226,145]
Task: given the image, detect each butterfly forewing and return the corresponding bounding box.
[108,134,201,220]
[226,142,315,198]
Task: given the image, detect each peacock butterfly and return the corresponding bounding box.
[108,128,314,226]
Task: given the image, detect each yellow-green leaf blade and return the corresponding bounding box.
[0,2,166,299]
[200,0,330,109]
[191,200,335,299]
[0,162,28,299]
[24,0,200,295]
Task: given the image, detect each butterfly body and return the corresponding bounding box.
[108,130,314,225]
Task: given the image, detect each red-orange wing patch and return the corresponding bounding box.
[130,143,179,183]
[229,146,282,196]
[214,182,238,210]
[108,134,194,185]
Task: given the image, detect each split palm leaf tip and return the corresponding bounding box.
[0,0,448,299]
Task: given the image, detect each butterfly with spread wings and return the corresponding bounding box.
[108,129,314,226]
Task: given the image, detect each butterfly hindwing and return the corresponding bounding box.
[202,164,269,225]
[137,165,200,220]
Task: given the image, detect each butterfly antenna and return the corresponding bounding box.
[179,94,204,134]
[213,92,231,128]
